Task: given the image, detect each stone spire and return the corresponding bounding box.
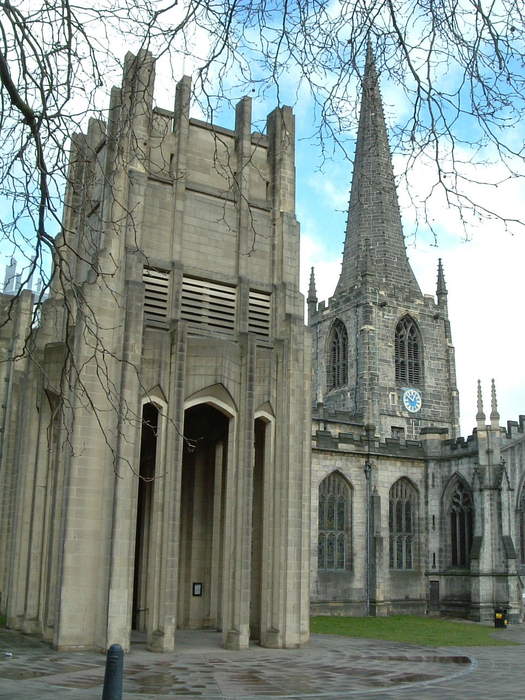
[476,379,486,428]
[490,378,500,428]
[335,44,421,297]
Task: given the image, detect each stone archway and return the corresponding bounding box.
[132,402,159,632]
[177,402,230,630]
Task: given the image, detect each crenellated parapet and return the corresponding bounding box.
[312,410,424,457]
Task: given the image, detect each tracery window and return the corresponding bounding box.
[389,478,417,569]
[326,320,348,390]
[449,480,473,567]
[395,316,422,384]
[518,484,525,566]
[519,486,525,565]
[318,472,351,570]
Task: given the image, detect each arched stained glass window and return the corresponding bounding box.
[389,478,417,569]
[395,316,422,384]
[518,486,525,564]
[327,320,348,390]
[449,480,473,567]
[318,472,351,571]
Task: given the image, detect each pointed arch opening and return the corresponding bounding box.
[395,316,422,385]
[517,483,525,565]
[443,475,474,568]
[326,320,348,390]
[42,391,64,637]
[132,402,159,632]
[389,478,418,569]
[178,401,231,631]
[250,414,273,641]
[318,471,352,571]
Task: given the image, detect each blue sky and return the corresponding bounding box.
[293,109,525,436]
[248,55,525,436]
[2,23,523,437]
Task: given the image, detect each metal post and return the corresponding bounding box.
[364,457,371,616]
[102,644,123,700]
[363,424,374,617]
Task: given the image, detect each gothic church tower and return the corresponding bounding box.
[309,46,460,440]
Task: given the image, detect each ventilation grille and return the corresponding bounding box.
[143,267,170,328]
[181,277,236,332]
[248,290,271,337]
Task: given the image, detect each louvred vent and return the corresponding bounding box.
[181,276,236,332]
[143,267,170,328]
[248,290,271,337]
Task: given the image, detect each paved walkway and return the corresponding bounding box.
[0,623,523,699]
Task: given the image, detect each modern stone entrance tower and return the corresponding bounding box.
[0,52,311,652]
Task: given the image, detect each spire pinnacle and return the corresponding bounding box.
[334,44,421,297]
[436,258,447,297]
[476,380,486,426]
[307,266,317,303]
[490,378,500,426]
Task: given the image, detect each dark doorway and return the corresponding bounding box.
[132,403,158,631]
[250,417,268,640]
[178,403,229,630]
[429,580,440,613]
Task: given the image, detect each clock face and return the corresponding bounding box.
[403,388,422,413]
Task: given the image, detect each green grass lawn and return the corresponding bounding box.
[310,615,518,646]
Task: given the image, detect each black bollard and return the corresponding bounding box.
[102,643,123,700]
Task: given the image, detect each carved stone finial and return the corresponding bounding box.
[436,258,448,298]
[307,266,317,303]
[490,378,500,424]
[476,380,485,423]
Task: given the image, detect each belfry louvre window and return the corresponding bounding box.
[318,472,351,570]
[327,320,348,390]
[449,481,473,567]
[395,316,422,384]
[248,290,271,337]
[143,267,170,328]
[389,478,417,569]
[181,276,236,332]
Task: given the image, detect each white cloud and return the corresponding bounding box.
[410,232,525,435]
[300,232,341,303]
[306,176,349,212]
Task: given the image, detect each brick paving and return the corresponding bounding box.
[0,623,522,699]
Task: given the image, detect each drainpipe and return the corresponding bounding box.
[363,424,374,616]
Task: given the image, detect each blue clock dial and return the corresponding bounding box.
[403,389,422,413]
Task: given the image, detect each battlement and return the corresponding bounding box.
[310,284,441,323]
[443,434,477,451]
[424,415,525,459]
[504,415,525,439]
[311,418,424,458]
